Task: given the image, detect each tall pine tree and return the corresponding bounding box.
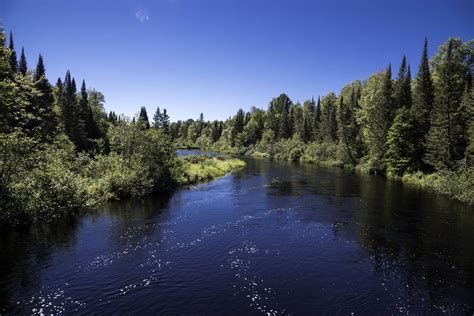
[138,106,150,129]
[312,97,322,142]
[411,38,435,170]
[18,47,27,75]
[33,54,57,141]
[153,106,162,129]
[425,38,468,169]
[8,31,17,74]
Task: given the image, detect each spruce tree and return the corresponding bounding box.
[320,93,338,142]
[138,106,150,129]
[153,106,162,129]
[162,108,170,132]
[411,38,435,170]
[279,101,292,139]
[337,95,355,164]
[80,80,100,150]
[393,55,412,110]
[462,78,473,164]
[18,46,27,75]
[60,71,85,148]
[425,38,467,169]
[386,107,415,176]
[312,97,322,142]
[383,64,395,123]
[358,67,393,171]
[8,31,18,73]
[33,54,57,141]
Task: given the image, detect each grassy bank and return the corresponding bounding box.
[399,168,474,205]
[0,130,245,227]
[195,140,473,206]
[178,155,246,184]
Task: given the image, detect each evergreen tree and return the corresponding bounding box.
[8,31,17,74]
[162,108,170,132]
[411,38,435,170]
[383,64,395,123]
[138,106,150,129]
[358,67,393,171]
[153,106,162,129]
[337,85,363,165]
[279,100,292,139]
[462,77,473,164]
[18,47,27,75]
[301,99,314,142]
[337,95,355,164]
[425,38,468,169]
[312,97,322,142]
[33,54,57,141]
[386,107,415,176]
[0,26,10,80]
[393,55,412,110]
[60,71,86,147]
[80,80,101,150]
[320,93,337,142]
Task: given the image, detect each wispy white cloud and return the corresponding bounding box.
[135,8,150,23]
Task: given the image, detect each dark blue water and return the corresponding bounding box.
[1,157,473,315]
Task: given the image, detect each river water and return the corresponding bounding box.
[0,155,473,314]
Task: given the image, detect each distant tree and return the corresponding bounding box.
[162,108,170,132]
[18,47,27,75]
[425,38,470,169]
[80,80,101,150]
[33,54,57,141]
[411,38,435,170]
[279,99,292,139]
[312,97,322,142]
[393,55,412,110]
[320,93,338,142]
[386,107,415,176]
[232,108,245,143]
[462,79,473,164]
[8,31,18,74]
[60,71,86,148]
[358,66,393,171]
[153,106,162,129]
[138,106,150,129]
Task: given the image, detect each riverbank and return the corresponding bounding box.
[178,155,246,184]
[0,136,245,227]
[195,143,473,206]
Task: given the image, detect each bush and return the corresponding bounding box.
[272,137,306,161]
[401,167,474,205]
[178,155,245,184]
[301,142,343,167]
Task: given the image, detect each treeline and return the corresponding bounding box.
[0,26,190,225]
[170,38,474,203]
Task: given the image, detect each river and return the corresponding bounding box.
[0,155,473,314]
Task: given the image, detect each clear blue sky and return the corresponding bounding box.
[1,0,473,121]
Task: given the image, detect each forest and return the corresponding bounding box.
[0,26,244,226]
[0,23,472,226]
[169,38,474,205]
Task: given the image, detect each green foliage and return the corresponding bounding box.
[272,136,306,161]
[138,106,150,129]
[386,107,415,176]
[301,142,342,167]
[178,155,245,184]
[425,38,472,169]
[401,167,474,205]
[18,47,27,75]
[8,31,17,74]
[357,71,392,172]
[411,38,435,170]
